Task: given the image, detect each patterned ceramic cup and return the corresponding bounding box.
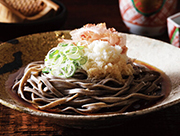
[119,0,177,37]
[167,12,180,48]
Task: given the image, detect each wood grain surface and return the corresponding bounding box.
[0,0,180,135]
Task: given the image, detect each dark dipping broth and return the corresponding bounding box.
[6,60,171,115]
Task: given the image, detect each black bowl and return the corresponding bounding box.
[0,0,67,42]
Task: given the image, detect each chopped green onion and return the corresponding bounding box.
[44,42,87,78]
[42,67,51,74]
[78,46,84,50]
[49,50,59,59]
[79,56,87,65]
[58,43,68,47]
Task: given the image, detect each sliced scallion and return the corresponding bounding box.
[44,42,87,78]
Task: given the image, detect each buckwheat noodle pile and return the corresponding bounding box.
[11,60,163,115]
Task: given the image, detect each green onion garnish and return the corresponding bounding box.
[43,42,87,78]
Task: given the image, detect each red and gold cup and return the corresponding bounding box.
[119,0,177,37]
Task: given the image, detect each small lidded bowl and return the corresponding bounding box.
[119,0,177,37]
[167,12,180,48]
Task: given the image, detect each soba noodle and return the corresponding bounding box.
[11,60,163,115]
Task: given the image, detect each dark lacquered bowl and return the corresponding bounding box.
[0,0,67,42]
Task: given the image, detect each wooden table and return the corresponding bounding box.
[1,0,180,135]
